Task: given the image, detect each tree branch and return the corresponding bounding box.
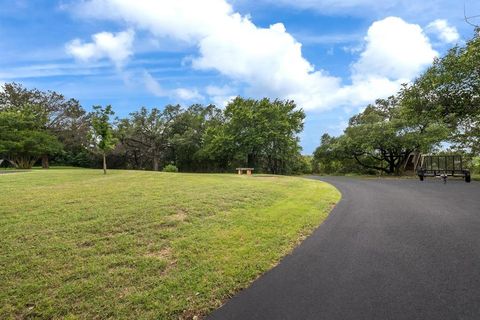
[353,154,389,173]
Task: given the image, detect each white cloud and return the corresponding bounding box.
[69,0,344,110]
[68,2,438,111]
[0,61,117,80]
[72,0,232,43]
[206,85,237,107]
[293,32,363,45]
[338,76,405,108]
[353,17,438,80]
[66,29,135,68]
[426,19,460,44]
[143,71,203,102]
[143,70,167,96]
[334,17,438,106]
[190,19,343,110]
[173,87,203,101]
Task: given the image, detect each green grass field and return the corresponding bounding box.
[0,169,339,319]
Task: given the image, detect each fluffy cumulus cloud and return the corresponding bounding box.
[353,17,438,80]
[66,29,135,68]
[335,17,438,106]
[426,19,460,44]
[67,1,438,110]
[190,18,343,110]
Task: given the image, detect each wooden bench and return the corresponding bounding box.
[236,168,254,175]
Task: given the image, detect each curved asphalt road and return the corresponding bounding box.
[208,177,480,320]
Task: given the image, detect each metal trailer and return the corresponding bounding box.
[417,154,471,183]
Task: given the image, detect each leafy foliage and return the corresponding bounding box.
[117,105,180,171]
[90,105,117,174]
[0,87,309,174]
[344,97,448,174]
[162,164,179,172]
[0,82,90,168]
[314,28,479,175]
[0,110,62,169]
[202,97,305,174]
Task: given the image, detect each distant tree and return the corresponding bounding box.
[0,110,62,169]
[312,29,480,175]
[117,106,180,171]
[0,82,89,168]
[169,104,224,171]
[291,155,313,175]
[90,105,117,174]
[313,134,344,174]
[202,97,305,174]
[340,96,448,175]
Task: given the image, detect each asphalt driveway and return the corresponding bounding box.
[209,177,480,320]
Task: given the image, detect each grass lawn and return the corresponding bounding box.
[0,169,339,319]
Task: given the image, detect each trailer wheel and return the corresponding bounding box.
[465,173,471,183]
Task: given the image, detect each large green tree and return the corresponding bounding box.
[399,29,479,155]
[117,106,180,171]
[339,96,448,175]
[0,110,62,169]
[202,97,305,174]
[0,82,89,168]
[168,104,224,171]
[315,28,480,175]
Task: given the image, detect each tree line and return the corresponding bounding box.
[313,28,480,175]
[0,83,309,175]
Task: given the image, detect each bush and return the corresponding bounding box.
[291,155,313,175]
[471,157,480,174]
[51,150,96,168]
[162,164,178,173]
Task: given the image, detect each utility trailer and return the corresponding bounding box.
[417,154,471,183]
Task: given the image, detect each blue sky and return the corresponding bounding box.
[1,0,479,153]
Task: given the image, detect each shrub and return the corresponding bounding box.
[471,157,480,174]
[162,164,178,173]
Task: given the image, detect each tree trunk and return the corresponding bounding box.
[13,156,37,169]
[353,154,389,173]
[247,153,255,168]
[388,161,395,175]
[153,153,159,171]
[103,152,107,175]
[42,154,49,169]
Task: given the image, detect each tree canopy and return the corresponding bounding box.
[202,97,305,174]
[0,83,308,174]
[0,82,89,168]
[314,29,479,175]
[2,28,478,175]
[0,110,62,169]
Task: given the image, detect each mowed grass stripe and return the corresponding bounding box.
[0,169,339,319]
